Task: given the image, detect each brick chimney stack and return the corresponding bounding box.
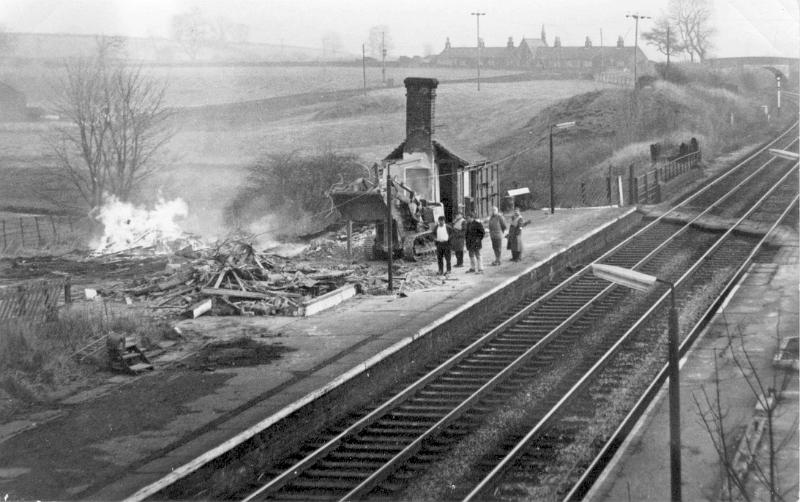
[403,77,439,156]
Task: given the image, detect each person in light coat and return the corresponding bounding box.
[487,206,507,265]
[451,212,466,268]
[430,216,452,275]
[506,208,528,262]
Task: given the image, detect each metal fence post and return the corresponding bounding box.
[49,215,57,240]
[19,218,25,247]
[34,217,43,246]
[628,164,636,206]
[606,176,613,206]
[643,173,649,203]
[654,168,661,203]
[64,276,72,304]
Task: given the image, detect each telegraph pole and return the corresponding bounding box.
[385,163,393,291]
[625,13,650,89]
[471,12,485,90]
[666,25,671,74]
[381,31,386,84]
[362,43,367,95]
[600,28,604,71]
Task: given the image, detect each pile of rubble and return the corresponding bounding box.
[88,231,447,318]
[110,240,357,317]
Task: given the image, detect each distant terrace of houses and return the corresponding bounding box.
[434,28,649,77]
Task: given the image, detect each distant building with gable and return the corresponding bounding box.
[436,36,517,69]
[434,27,650,78]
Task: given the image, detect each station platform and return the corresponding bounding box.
[0,206,635,501]
[589,235,799,500]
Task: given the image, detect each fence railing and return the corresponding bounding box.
[595,71,634,88]
[1,215,87,252]
[629,150,702,205]
[0,277,72,325]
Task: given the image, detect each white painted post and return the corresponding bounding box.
[617,175,624,206]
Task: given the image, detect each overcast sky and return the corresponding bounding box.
[2,0,798,59]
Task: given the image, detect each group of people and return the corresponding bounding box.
[432,206,527,276]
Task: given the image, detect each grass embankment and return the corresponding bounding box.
[483,75,782,205]
[0,304,173,419]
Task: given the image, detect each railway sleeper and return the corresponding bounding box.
[338,441,408,452]
[282,478,358,491]
[367,424,430,435]
[384,410,446,420]
[301,468,373,480]
[470,351,519,360]
[425,381,486,392]
[350,434,415,445]
[398,404,458,413]
[411,392,474,402]
[328,449,399,461]
[266,491,336,501]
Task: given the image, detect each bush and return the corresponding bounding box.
[654,62,689,85]
[226,149,369,237]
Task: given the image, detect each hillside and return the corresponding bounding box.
[481,80,777,203]
[0,32,343,63]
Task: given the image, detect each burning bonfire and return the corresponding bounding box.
[81,197,443,318]
[91,196,203,255]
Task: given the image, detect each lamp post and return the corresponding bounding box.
[549,121,576,214]
[471,12,485,90]
[625,13,650,88]
[385,162,393,291]
[591,263,681,502]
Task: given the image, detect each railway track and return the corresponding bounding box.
[227,123,799,502]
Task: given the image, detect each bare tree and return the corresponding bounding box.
[170,7,215,60]
[693,319,798,502]
[367,25,393,60]
[668,0,714,62]
[642,17,685,57]
[47,42,174,210]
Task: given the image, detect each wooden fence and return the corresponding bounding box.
[595,71,634,88]
[0,277,71,325]
[629,151,702,205]
[0,215,87,251]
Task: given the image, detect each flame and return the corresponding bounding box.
[91,195,196,254]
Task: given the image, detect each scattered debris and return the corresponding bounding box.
[90,237,440,317]
[106,332,153,374]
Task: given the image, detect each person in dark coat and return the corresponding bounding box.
[431,216,452,275]
[506,208,528,262]
[451,212,466,267]
[464,213,485,274]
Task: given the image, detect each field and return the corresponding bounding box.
[0,64,610,239]
[0,63,524,108]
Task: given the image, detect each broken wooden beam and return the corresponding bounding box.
[185,298,212,318]
[200,287,276,300]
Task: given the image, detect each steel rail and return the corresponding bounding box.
[565,186,800,501]
[241,123,798,502]
[335,137,799,501]
[464,161,799,501]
